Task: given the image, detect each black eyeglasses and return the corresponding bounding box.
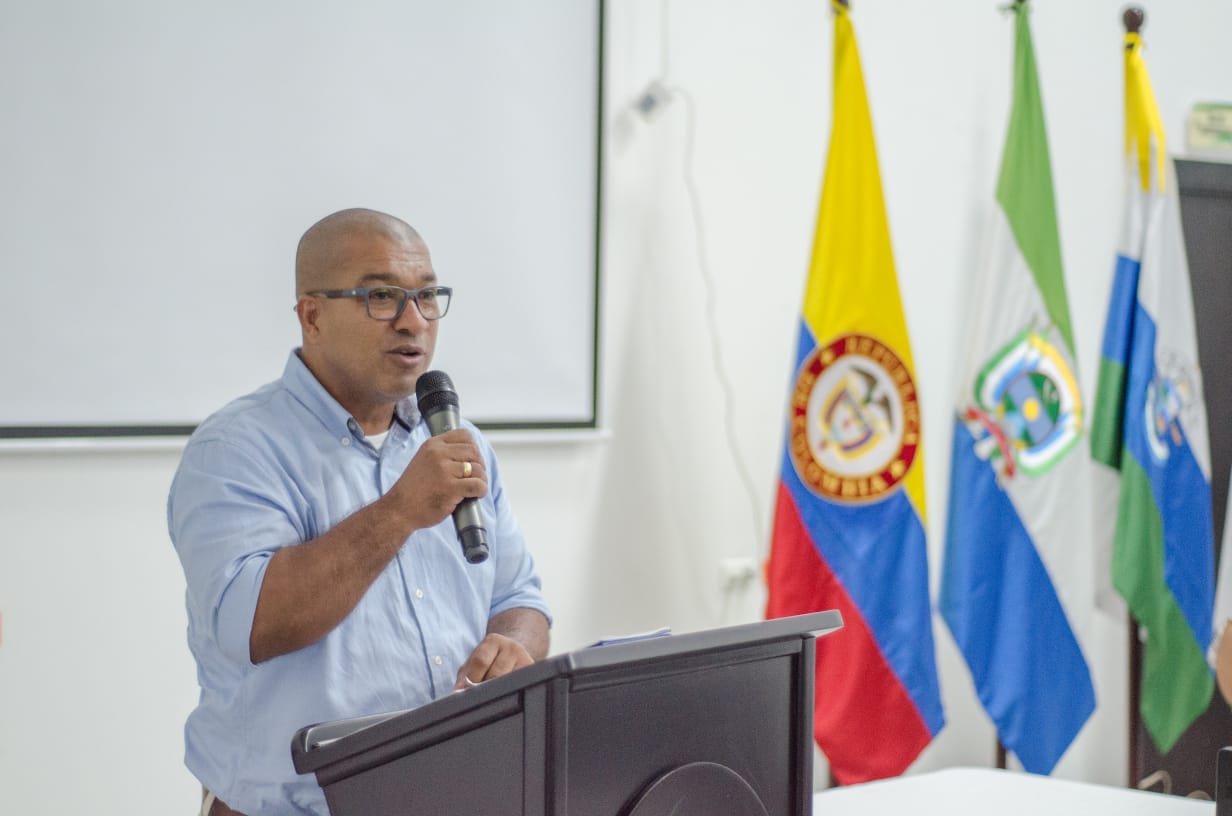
[306,285,452,321]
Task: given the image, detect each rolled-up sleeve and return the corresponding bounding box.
[481,442,553,627]
[169,437,304,666]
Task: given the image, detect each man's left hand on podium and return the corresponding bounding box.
[454,633,535,689]
[453,607,550,690]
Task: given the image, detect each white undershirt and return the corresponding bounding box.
[366,429,390,450]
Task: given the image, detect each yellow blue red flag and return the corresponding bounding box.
[765,0,944,784]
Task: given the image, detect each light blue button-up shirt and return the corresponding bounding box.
[168,351,550,815]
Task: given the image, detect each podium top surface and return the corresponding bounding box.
[291,610,841,774]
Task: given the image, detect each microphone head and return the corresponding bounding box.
[415,370,459,416]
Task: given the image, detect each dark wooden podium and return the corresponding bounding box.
[291,611,842,816]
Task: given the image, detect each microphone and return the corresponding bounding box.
[415,370,490,564]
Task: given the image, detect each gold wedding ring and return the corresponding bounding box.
[462,460,473,478]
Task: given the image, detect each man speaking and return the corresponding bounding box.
[168,208,551,815]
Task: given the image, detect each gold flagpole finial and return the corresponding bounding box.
[1122,4,1164,191]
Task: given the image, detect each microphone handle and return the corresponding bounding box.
[454,503,490,564]
[423,406,490,564]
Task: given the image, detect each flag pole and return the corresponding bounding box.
[1121,4,1144,788]
[827,6,849,793]
[993,0,1016,772]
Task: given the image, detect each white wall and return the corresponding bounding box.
[2,2,1231,813]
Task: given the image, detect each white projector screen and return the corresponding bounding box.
[0,1,600,437]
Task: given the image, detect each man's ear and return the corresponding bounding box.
[296,296,322,339]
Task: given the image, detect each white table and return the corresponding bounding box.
[812,767,1214,815]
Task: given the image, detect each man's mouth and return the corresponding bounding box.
[388,346,424,363]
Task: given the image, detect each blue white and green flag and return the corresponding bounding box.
[1090,24,1214,754]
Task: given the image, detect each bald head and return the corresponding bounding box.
[295,208,424,296]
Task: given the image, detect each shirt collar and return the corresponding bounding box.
[281,350,421,438]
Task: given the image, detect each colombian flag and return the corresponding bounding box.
[765,1,944,784]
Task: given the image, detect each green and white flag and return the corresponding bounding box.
[939,1,1094,774]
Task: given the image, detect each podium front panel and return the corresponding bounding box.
[561,642,804,815]
[323,709,525,814]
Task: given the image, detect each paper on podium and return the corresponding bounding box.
[588,627,672,648]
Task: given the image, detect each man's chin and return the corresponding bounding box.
[381,372,424,403]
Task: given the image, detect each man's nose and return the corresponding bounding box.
[392,297,430,331]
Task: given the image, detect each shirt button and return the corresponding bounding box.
[433,655,443,666]
[340,437,351,446]
[414,589,424,599]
